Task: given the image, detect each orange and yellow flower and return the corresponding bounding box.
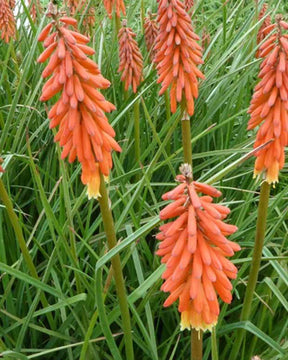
[248,18,288,184]
[118,20,143,93]
[103,0,126,19]
[154,0,204,116]
[38,16,121,199]
[157,165,239,331]
[0,0,16,43]
[144,12,158,61]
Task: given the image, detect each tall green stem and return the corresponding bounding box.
[115,14,121,35]
[134,98,141,180]
[180,111,202,359]
[98,175,134,360]
[229,181,271,360]
[191,330,203,360]
[164,91,171,122]
[165,91,172,154]
[211,328,219,360]
[0,177,54,329]
[181,112,193,167]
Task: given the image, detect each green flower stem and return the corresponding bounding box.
[134,98,141,180]
[0,177,54,329]
[98,174,134,360]
[211,328,219,360]
[229,181,271,360]
[181,112,193,169]
[165,91,171,122]
[191,330,203,360]
[180,111,202,359]
[165,91,171,154]
[115,13,121,38]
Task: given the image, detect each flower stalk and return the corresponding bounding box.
[191,330,203,360]
[181,112,193,167]
[184,122,203,360]
[181,108,202,360]
[229,180,270,360]
[153,2,210,356]
[98,174,134,360]
[134,98,141,180]
[211,327,219,360]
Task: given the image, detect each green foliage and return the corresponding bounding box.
[0,0,287,359]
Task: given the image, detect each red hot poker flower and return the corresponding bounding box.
[144,12,158,61]
[118,20,143,93]
[65,0,95,34]
[256,3,272,58]
[29,0,43,22]
[65,0,78,16]
[154,0,205,116]
[247,18,288,184]
[103,0,126,19]
[81,5,95,33]
[184,0,194,12]
[156,165,239,331]
[38,16,121,199]
[0,0,16,43]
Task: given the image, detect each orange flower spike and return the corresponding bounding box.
[0,0,16,43]
[256,3,274,58]
[144,12,158,61]
[28,0,43,22]
[83,6,96,33]
[157,164,239,332]
[65,0,78,16]
[103,0,126,19]
[184,0,194,12]
[154,0,205,116]
[38,15,121,199]
[248,17,288,184]
[118,20,143,93]
[64,0,95,34]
